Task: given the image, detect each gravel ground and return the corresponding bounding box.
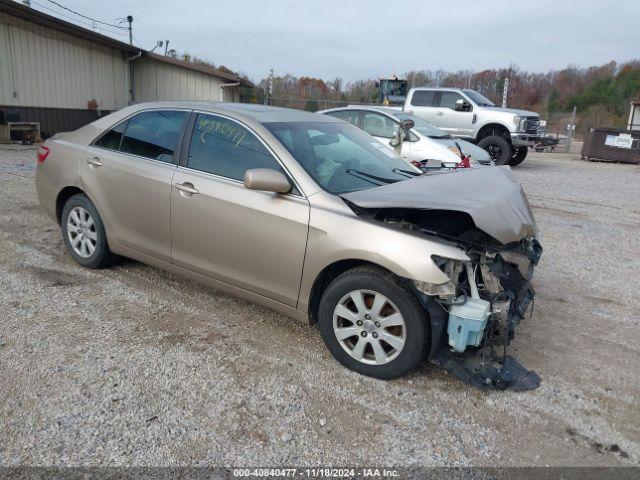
[0,147,639,467]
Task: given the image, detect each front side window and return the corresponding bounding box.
[326,110,359,127]
[410,90,436,107]
[93,121,126,150]
[439,91,465,110]
[187,113,283,181]
[120,110,187,162]
[362,112,397,138]
[266,121,413,194]
[463,89,495,107]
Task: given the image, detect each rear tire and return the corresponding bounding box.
[478,135,512,165]
[510,146,528,166]
[61,194,116,269]
[317,266,430,379]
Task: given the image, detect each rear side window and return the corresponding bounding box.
[93,121,126,150]
[120,110,187,162]
[187,113,284,181]
[410,90,436,107]
[326,110,359,127]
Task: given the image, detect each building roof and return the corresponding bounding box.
[0,0,139,53]
[144,53,253,87]
[0,0,253,87]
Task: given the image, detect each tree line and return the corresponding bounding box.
[254,61,640,135]
[175,50,640,135]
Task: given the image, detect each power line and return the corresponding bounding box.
[42,0,127,30]
[30,0,128,36]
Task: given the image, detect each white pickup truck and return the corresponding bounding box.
[404,87,541,165]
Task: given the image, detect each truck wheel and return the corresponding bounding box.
[478,135,512,165]
[510,146,528,166]
[317,266,430,379]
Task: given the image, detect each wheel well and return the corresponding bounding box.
[55,186,84,224]
[307,259,392,325]
[477,123,511,141]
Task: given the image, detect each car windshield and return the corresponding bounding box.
[264,121,414,194]
[392,112,450,139]
[380,79,407,97]
[463,89,495,107]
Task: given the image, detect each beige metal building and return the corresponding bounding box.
[0,0,252,138]
[134,53,243,104]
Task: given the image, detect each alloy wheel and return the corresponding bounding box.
[486,144,502,161]
[332,289,406,365]
[66,206,97,258]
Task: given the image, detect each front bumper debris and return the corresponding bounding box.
[435,350,541,391]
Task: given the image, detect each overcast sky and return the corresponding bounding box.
[32,0,640,82]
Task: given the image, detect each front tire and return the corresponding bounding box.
[510,146,528,166]
[317,266,430,379]
[61,194,116,269]
[478,135,512,165]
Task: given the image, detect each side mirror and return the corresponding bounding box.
[400,119,414,131]
[244,168,291,194]
[390,119,415,149]
[389,118,415,149]
[455,99,472,112]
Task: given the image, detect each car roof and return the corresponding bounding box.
[409,87,463,92]
[319,105,403,116]
[127,101,337,124]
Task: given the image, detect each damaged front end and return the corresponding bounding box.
[418,238,542,391]
[341,167,544,391]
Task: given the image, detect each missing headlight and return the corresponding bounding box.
[414,256,464,298]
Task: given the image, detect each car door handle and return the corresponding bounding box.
[174,182,199,195]
[86,157,103,167]
[435,111,444,116]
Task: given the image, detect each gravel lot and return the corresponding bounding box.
[1,147,639,467]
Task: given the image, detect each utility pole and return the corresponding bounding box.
[125,15,134,107]
[267,68,274,106]
[501,77,509,108]
[567,105,577,152]
[127,15,133,45]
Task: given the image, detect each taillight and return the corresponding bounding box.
[37,145,50,163]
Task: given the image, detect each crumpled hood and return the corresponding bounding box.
[341,166,537,245]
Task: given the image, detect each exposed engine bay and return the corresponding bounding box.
[340,167,544,390]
